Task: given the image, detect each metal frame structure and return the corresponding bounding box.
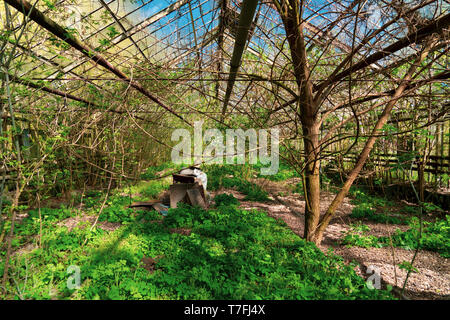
[0,0,448,136]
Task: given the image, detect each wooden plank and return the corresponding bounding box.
[186,188,207,209]
[4,0,187,124]
[129,200,159,208]
[169,183,189,208]
[173,174,196,184]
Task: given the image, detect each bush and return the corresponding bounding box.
[237,181,269,201]
[203,164,269,201]
[140,163,178,180]
[350,203,407,224]
[341,223,382,248]
[349,187,392,207]
[163,204,196,228]
[343,214,449,258]
[349,187,407,224]
[213,193,240,207]
[255,161,299,181]
[379,215,450,257]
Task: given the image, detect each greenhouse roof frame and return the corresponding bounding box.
[0,0,449,124]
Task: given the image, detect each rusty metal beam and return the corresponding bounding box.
[13,0,116,77]
[42,0,204,81]
[98,0,148,62]
[0,71,171,125]
[3,37,111,94]
[0,71,102,108]
[220,0,259,119]
[4,0,188,125]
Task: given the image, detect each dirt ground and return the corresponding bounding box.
[213,177,450,300]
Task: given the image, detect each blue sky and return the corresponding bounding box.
[129,0,218,46]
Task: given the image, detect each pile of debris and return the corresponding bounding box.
[129,166,209,215]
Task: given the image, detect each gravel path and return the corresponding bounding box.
[214,178,450,300]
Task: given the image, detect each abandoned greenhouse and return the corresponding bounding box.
[0,0,449,302]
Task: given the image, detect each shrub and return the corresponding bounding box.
[213,193,240,207]
[203,164,269,201]
[341,223,382,248]
[379,215,450,257]
[350,204,407,224]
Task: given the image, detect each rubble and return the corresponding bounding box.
[129,166,209,215]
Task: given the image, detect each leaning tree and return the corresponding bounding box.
[267,0,450,244]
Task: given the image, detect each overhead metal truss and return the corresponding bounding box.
[0,0,448,124]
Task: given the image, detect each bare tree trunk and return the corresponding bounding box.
[274,0,322,240]
[303,123,321,240]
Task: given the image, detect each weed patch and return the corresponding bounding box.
[1,194,393,300]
